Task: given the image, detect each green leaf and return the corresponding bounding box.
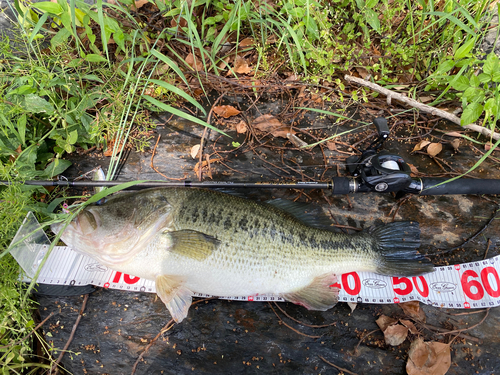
[142,95,229,137]
[304,16,319,39]
[51,27,71,48]
[34,1,63,14]
[478,73,491,83]
[365,0,378,8]
[24,94,55,114]
[483,53,499,75]
[449,75,469,91]
[43,159,72,178]
[364,9,380,33]
[454,38,475,60]
[492,70,500,83]
[17,114,26,145]
[84,54,107,62]
[469,75,479,88]
[484,97,498,116]
[461,102,483,126]
[288,8,304,18]
[68,129,78,144]
[82,74,104,83]
[147,79,206,116]
[435,60,455,74]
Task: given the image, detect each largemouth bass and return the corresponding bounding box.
[51,188,433,323]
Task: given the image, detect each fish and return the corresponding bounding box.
[51,188,434,323]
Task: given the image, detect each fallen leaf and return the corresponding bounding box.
[376,315,398,331]
[218,56,231,70]
[133,0,149,10]
[287,133,308,148]
[355,67,371,80]
[419,96,434,103]
[445,131,464,137]
[104,139,124,157]
[408,163,419,176]
[485,142,499,151]
[451,138,461,152]
[412,140,430,152]
[427,142,443,157]
[239,38,254,48]
[326,141,337,151]
[347,302,357,313]
[185,53,204,71]
[171,17,187,28]
[285,74,299,82]
[213,105,241,118]
[384,324,408,346]
[236,120,247,134]
[399,301,426,322]
[234,55,252,74]
[253,114,294,138]
[190,144,201,159]
[406,338,451,375]
[400,319,419,335]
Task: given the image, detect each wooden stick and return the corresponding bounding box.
[344,75,500,141]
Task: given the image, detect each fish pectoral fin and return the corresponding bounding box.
[156,275,193,323]
[282,273,339,311]
[164,229,220,261]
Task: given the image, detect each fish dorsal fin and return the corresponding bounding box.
[164,230,220,261]
[156,275,193,323]
[281,273,339,311]
[265,199,334,231]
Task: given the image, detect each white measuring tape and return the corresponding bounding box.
[10,213,500,309]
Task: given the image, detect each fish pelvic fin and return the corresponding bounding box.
[156,275,193,323]
[165,229,220,261]
[370,221,434,276]
[282,273,339,311]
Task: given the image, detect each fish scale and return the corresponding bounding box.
[52,188,433,323]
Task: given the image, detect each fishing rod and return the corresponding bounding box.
[2,118,499,196]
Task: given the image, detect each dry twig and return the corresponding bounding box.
[345,75,500,141]
[51,294,89,375]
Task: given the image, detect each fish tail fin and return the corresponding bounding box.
[370,221,434,276]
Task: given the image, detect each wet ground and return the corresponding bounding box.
[34,92,500,375]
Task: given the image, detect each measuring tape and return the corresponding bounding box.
[26,245,500,309]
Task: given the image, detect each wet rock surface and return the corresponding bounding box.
[38,94,500,375]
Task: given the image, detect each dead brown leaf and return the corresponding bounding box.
[412,140,431,152]
[236,120,248,134]
[408,163,419,176]
[171,17,187,28]
[253,114,294,139]
[104,139,124,157]
[384,324,409,346]
[355,67,371,80]
[445,131,464,137]
[133,0,149,10]
[406,338,451,375]
[213,105,241,118]
[451,138,461,152]
[400,319,419,335]
[239,37,254,48]
[399,301,426,322]
[347,302,357,313]
[185,53,204,71]
[285,73,299,82]
[376,315,398,331]
[427,142,443,157]
[287,133,308,148]
[485,142,499,151]
[190,144,201,159]
[326,141,337,151]
[234,55,252,74]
